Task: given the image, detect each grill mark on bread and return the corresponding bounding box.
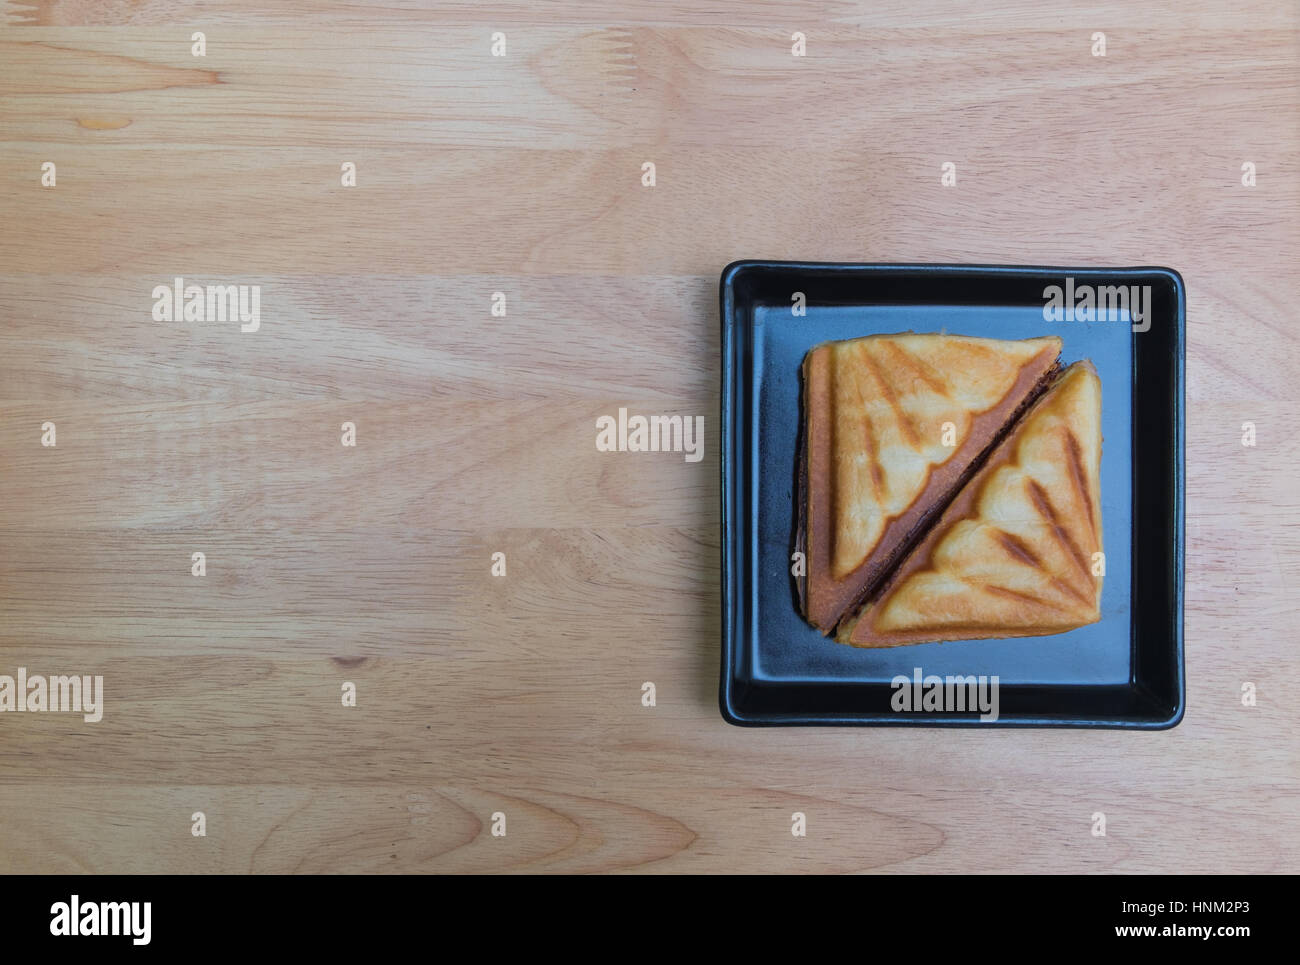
[994,529,1040,567]
[991,524,1095,609]
[845,354,885,496]
[983,584,1052,608]
[863,421,884,494]
[878,340,950,397]
[1026,479,1093,584]
[1063,427,1096,535]
[1050,574,1095,608]
[857,343,921,448]
[993,525,1092,608]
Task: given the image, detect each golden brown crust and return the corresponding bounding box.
[837,361,1104,648]
[800,334,1063,634]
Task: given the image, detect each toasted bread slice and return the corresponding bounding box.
[836,361,1103,648]
[799,333,1063,633]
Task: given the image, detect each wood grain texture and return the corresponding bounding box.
[1,0,1298,874]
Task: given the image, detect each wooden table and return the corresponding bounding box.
[1,0,1296,873]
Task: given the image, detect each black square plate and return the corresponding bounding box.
[719,262,1185,727]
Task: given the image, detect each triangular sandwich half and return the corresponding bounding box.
[799,333,1063,634]
[835,360,1103,648]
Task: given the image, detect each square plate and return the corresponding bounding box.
[719,262,1185,727]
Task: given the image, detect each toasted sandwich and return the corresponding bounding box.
[799,333,1063,633]
[836,360,1103,648]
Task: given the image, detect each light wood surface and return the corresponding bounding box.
[1,0,1297,874]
